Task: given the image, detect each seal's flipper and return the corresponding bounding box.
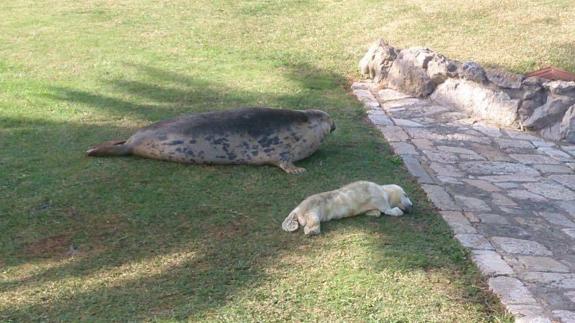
[86,140,132,157]
[277,161,306,174]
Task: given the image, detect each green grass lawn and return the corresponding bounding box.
[2,0,573,321]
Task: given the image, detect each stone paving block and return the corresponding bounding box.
[439,211,477,234]
[376,88,413,101]
[505,129,542,141]
[436,176,461,184]
[550,175,575,190]
[351,82,370,91]
[402,156,434,184]
[537,146,572,161]
[477,213,510,224]
[411,138,434,150]
[564,290,575,303]
[509,305,550,323]
[523,272,575,288]
[377,125,409,141]
[454,195,492,212]
[471,250,514,276]
[463,211,480,223]
[488,276,538,305]
[532,164,574,174]
[556,201,575,215]
[459,161,540,176]
[507,190,548,202]
[510,154,561,165]
[496,138,535,149]
[470,143,514,161]
[472,123,503,137]
[429,162,463,177]
[462,179,501,192]
[367,111,393,126]
[532,140,557,147]
[491,237,552,256]
[523,182,575,201]
[455,234,494,250]
[539,212,575,228]
[392,118,425,127]
[561,229,575,239]
[421,184,460,210]
[553,310,575,323]
[390,142,417,155]
[382,98,428,110]
[494,182,521,189]
[515,256,570,273]
[422,150,460,163]
[491,193,518,207]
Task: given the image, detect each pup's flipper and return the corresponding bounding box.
[282,211,300,232]
[86,140,131,157]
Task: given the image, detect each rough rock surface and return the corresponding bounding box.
[358,39,575,143]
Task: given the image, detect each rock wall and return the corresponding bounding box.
[359,39,575,143]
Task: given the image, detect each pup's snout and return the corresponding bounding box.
[330,121,336,133]
[401,196,413,213]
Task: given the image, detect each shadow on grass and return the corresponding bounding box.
[1,63,498,321]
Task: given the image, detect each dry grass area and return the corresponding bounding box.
[3,0,573,321]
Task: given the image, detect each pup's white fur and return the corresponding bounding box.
[282,181,413,235]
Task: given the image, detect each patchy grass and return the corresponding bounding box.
[3,0,571,321]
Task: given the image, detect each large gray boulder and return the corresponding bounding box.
[431,78,519,127]
[560,105,575,143]
[486,68,524,89]
[518,77,547,122]
[523,95,575,130]
[359,39,398,82]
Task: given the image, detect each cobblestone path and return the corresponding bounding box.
[353,81,575,323]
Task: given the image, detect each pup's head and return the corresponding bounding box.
[382,184,413,212]
[305,109,336,134]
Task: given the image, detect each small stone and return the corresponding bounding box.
[476,213,510,224]
[455,234,494,250]
[488,276,537,305]
[462,179,501,192]
[377,125,409,141]
[471,250,514,276]
[491,237,552,256]
[454,195,492,212]
[515,256,569,272]
[390,142,418,155]
[421,184,460,210]
[401,156,434,184]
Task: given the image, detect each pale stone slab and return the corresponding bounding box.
[454,195,492,212]
[439,211,477,234]
[476,213,510,224]
[523,182,575,200]
[553,310,575,323]
[377,125,409,141]
[472,123,503,137]
[491,237,552,256]
[351,82,370,91]
[496,138,535,149]
[367,111,393,126]
[510,154,561,165]
[523,272,575,289]
[550,175,575,190]
[390,142,417,155]
[421,184,460,210]
[462,179,501,192]
[561,228,575,239]
[436,176,461,184]
[437,145,480,155]
[491,193,518,207]
[411,138,434,150]
[429,162,463,177]
[539,212,575,228]
[537,146,572,161]
[463,211,480,223]
[494,182,520,189]
[515,256,570,273]
[532,164,573,174]
[471,250,514,276]
[455,234,494,250]
[508,190,548,202]
[392,118,425,127]
[488,276,538,305]
[382,98,428,110]
[422,150,460,163]
[402,156,434,184]
[377,88,413,101]
[459,161,540,176]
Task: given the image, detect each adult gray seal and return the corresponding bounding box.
[86,107,335,174]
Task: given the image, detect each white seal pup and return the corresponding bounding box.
[282,181,412,235]
[86,107,335,174]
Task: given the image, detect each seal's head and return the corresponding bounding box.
[304,109,336,134]
[382,184,413,212]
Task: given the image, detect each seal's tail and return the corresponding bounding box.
[86,140,132,157]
